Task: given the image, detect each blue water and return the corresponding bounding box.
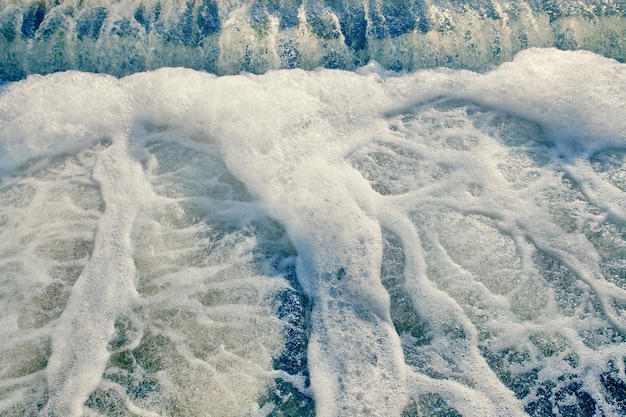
[1,2,626,417]
[1,0,625,80]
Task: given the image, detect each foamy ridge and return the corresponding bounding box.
[0,48,625,416]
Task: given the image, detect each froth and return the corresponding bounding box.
[0,48,625,416]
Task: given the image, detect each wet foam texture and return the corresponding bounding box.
[0,48,625,416]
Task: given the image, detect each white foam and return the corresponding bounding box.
[0,48,625,416]
[0,72,128,170]
[41,136,154,415]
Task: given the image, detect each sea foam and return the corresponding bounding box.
[0,48,625,416]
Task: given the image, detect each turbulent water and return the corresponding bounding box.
[1,1,626,417]
[0,0,625,79]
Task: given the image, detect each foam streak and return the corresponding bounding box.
[41,138,148,416]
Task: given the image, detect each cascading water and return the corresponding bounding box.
[1,1,625,417]
[0,0,624,79]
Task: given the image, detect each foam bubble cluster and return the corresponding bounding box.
[0,48,625,416]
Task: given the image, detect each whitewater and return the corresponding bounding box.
[1,1,626,417]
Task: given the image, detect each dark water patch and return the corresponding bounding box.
[110,18,140,39]
[480,346,540,400]
[133,2,161,34]
[274,288,310,376]
[20,1,46,39]
[0,391,48,417]
[482,339,603,416]
[264,251,315,414]
[305,1,342,40]
[533,250,593,316]
[381,1,417,38]
[526,376,598,417]
[85,388,135,417]
[278,38,302,68]
[197,0,220,38]
[321,50,350,69]
[600,359,626,414]
[34,7,71,42]
[259,378,315,417]
[17,283,71,330]
[402,393,462,417]
[101,331,169,413]
[381,231,433,345]
[584,218,626,291]
[76,7,107,41]
[590,148,626,192]
[3,340,50,380]
[334,1,368,51]
[1,7,20,42]
[106,337,162,398]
